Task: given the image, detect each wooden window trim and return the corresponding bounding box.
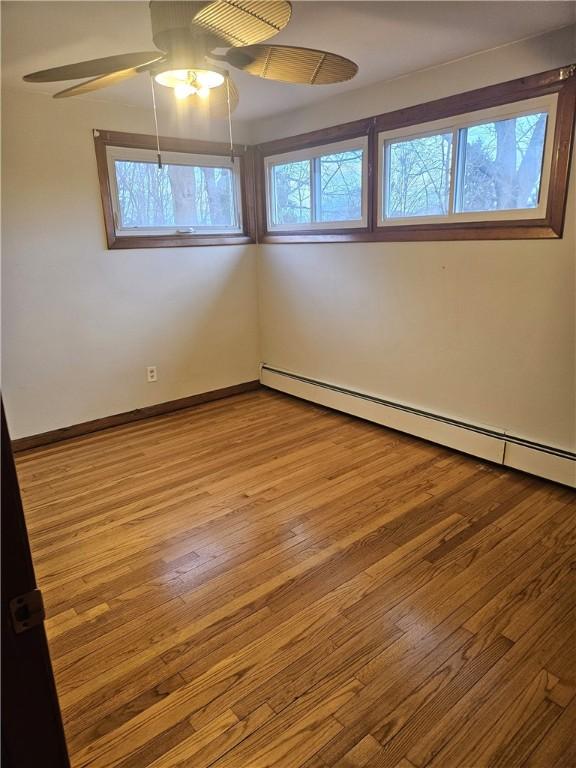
[255,65,576,244]
[94,129,257,249]
[94,67,574,248]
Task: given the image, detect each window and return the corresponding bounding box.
[385,131,453,219]
[270,160,311,226]
[456,112,547,213]
[94,130,254,249]
[94,69,574,247]
[107,146,242,236]
[378,95,556,226]
[265,138,368,231]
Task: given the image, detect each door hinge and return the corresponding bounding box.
[9,588,45,634]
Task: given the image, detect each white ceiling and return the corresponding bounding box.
[2,1,575,121]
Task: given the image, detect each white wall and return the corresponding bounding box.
[1,89,260,438]
[2,26,574,454]
[256,26,576,453]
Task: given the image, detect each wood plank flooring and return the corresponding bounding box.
[15,389,576,768]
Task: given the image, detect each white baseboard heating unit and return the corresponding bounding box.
[260,364,575,488]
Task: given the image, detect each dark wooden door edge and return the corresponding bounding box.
[11,381,261,452]
[2,401,71,767]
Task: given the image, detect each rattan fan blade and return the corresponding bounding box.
[24,52,164,83]
[53,67,147,98]
[191,1,291,47]
[225,44,358,84]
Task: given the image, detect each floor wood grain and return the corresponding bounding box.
[15,390,576,768]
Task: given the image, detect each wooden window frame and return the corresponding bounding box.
[94,67,574,248]
[94,129,257,249]
[255,65,576,243]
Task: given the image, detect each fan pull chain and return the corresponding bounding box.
[150,75,162,169]
[225,73,234,163]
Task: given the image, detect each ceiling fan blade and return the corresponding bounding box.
[191,75,239,117]
[53,67,143,98]
[225,44,358,84]
[23,51,164,83]
[191,1,291,47]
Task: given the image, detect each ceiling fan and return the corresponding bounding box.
[23,1,359,116]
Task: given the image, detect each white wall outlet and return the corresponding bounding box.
[146,366,158,383]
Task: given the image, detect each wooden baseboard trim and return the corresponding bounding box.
[11,381,261,452]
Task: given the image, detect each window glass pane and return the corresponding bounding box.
[318,149,363,222]
[386,132,453,218]
[114,160,236,228]
[457,112,547,212]
[271,160,311,225]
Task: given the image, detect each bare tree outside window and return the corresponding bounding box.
[457,112,547,212]
[271,160,311,225]
[114,160,236,228]
[270,149,364,226]
[318,150,363,222]
[386,133,453,218]
[382,110,548,221]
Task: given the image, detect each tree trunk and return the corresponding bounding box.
[516,114,547,206]
[167,165,198,225]
[201,167,231,226]
[494,119,517,209]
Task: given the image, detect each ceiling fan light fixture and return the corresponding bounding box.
[155,68,225,99]
[174,83,196,99]
[23,0,357,106]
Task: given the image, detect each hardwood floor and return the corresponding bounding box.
[15,389,576,768]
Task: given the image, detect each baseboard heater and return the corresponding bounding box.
[260,364,575,488]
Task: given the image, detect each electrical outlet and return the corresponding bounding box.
[146,366,158,383]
